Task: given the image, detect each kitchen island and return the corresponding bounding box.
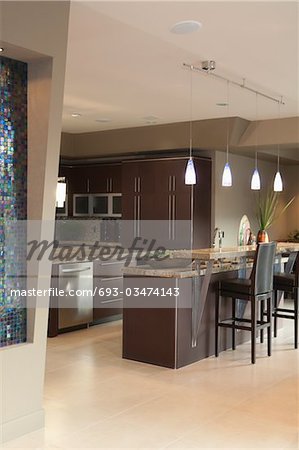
[123,243,299,368]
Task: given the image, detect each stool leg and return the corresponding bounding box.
[215,288,220,357]
[251,298,257,364]
[274,289,278,338]
[232,297,236,350]
[267,294,272,357]
[295,288,298,350]
[260,299,264,344]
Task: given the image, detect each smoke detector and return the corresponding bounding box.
[201,60,216,71]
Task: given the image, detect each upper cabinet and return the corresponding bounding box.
[121,157,212,249]
[59,163,122,216]
[58,157,211,248]
[89,164,122,193]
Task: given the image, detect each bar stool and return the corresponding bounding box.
[215,242,276,364]
[273,251,299,348]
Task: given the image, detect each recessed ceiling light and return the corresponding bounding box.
[95,118,111,123]
[71,113,81,118]
[0,48,4,53]
[143,115,159,123]
[216,102,228,107]
[170,20,202,35]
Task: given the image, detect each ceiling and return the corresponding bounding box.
[62,1,298,134]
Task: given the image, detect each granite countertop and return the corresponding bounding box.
[123,261,253,278]
[123,266,197,279]
[173,242,299,261]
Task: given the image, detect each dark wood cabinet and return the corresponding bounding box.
[121,157,212,249]
[59,163,122,216]
[93,259,124,321]
[89,164,122,193]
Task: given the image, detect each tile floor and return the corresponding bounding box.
[3,313,299,449]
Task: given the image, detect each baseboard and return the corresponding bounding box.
[1,408,45,443]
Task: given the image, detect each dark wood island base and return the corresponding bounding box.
[123,270,248,369]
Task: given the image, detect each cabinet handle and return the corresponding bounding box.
[133,196,137,236]
[173,176,176,192]
[134,177,137,193]
[137,195,141,235]
[101,277,123,282]
[168,194,172,239]
[100,298,123,304]
[137,177,141,193]
[61,267,92,274]
[101,261,124,266]
[106,178,109,193]
[110,178,113,192]
[172,194,176,240]
[87,179,90,193]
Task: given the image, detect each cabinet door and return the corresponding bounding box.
[89,164,122,193]
[93,261,123,321]
[68,166,91,193]
[89,166,109,193]
[193,158,212,248]
[121,162,140,220]
[110,164,122,193]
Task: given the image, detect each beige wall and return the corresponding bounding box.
[61,116,299,162]
[214,151,298,246]
[0,1,70,442]
[60,117,248,158]
[285,165,299,233]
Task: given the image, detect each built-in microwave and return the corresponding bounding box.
[73,193,122,217]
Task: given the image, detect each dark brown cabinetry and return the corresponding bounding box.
[89,164,122,193]
[93,259,124,321]
[59,164,122,216]
[121,157,211,248]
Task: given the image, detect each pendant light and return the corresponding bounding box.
[56,177,66,207]
[221,81,232,187]
[185,67,196,185]
[274,100,283,192]
[251,93,261,190]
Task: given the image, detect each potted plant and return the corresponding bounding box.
[255,190,294,243]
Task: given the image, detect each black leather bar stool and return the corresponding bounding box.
[215,242,276,364]
[273,251,299,348]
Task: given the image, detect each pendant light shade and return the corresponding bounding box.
[274,171,283,192]
[222,162,232,187]
[185,157,196,185]
[251,168,261,190]
[185,67,197,185]
[251,95,261,191]
[274,100,283,192]
[56,178,66,207]
[221,81,232,187]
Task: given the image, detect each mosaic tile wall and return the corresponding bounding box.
[0,56,27,347]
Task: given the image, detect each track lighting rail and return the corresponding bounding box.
[182,62,284,105]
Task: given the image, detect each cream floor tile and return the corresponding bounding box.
[4,319,299,449]
[166,409,297,449]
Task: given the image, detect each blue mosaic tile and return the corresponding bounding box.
[0,56,27,347]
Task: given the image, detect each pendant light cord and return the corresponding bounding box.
[189,67,193,159]
[255,92,258,169]
[277,99,281,172]
[226,80,230,163]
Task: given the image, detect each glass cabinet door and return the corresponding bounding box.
[92,195,109,215]
[112,195,122,216]
[73,195,90,216]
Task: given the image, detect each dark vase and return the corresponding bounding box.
[257,229,269,243]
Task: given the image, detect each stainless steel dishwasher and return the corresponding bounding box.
[58,262,93,330]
